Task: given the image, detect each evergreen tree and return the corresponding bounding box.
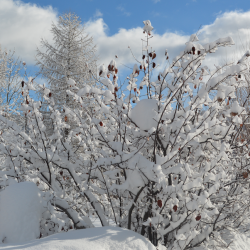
[36,12,97,135]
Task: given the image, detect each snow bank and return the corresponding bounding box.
[0,182,43,244]
[0,226,156,250]
[129,99,158,131]
[223,231,250,250]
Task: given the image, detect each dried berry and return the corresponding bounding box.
[173,205,177,212]
[196,215,201,221]
[99,121,103,126]
[243,172,248,179]
[231,112,238,117]
[157,200,162,208]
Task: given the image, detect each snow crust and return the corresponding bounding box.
[129,99,158,131]
[0,227,156,250]
[0,182,43,244]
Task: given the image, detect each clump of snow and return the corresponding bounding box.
[0,182,43,244]
[0,226,156,250]
[143,20,153,35]
[129,99,158,131]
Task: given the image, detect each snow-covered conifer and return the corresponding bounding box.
[36,12,97,136]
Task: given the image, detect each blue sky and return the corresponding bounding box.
[1,0,250,83]
[19,0,250,36]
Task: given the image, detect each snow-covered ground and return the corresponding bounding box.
[1,227,250,250]
[222,231,250,250]
[0,226,156,250]
[0,182,250,250]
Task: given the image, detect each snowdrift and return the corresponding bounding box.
[0,227,156,250]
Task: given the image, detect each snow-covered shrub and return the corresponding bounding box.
[0,20,250,249]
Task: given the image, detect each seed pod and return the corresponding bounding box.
[173,205,177,212]
[140,65,142,69]
[21,81,24,87]
[99,70,103,76]
[149,52,152,57]
[64,116,68,122]
[140,86,143,90]
[158,75,161,81]
[49,93,52,97]
[115,68,118,74]
[99,121,103,126]
[115,87,118,92]
[152,53,156,59]
[142,55,145,59]
[152,62,156,68]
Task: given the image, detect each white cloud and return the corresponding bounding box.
[1,1,250,77]
[85,18,188,70]
[94,9,103,18]
[85,10,250,76]
[117,6,131,17]
[0,0,57,64]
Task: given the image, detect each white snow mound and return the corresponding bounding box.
[129,99,158,131]
[0,226,156,250]
[0,182,43,244]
